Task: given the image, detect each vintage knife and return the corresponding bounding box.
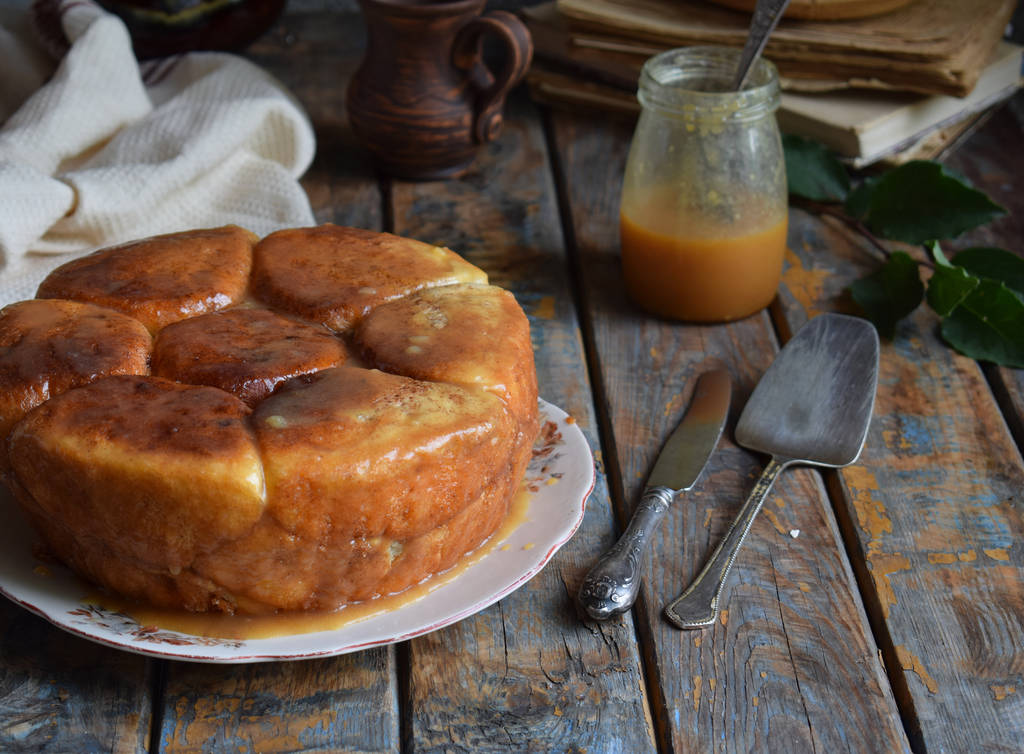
[578,368,731,620]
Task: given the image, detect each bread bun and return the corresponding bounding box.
[153,308,346,406]
[36,226,256,332]
[251,225,488,331]
[0,299,152,458]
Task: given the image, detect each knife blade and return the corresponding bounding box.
[578,368,731,620]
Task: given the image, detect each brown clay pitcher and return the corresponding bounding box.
[346,0,533,180]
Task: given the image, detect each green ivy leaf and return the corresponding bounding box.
[951,247,1024,300]
[940,279,1024,367]
[844,161,1007,244]
[850,251,924,338]
[926,242,979,317]
[783,134,850,202]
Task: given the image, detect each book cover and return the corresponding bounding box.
[554,0,1017,96]
[777,42,1023,165]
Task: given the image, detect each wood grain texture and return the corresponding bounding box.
[780,203,1024,752]
[157,649,398,753]
[0,602,152,753]
[548,112,910,752]
[391,94,655,752]
[941,93,1024,262]
[152,12,399,754]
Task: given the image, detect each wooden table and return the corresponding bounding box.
[3,5,1023,752]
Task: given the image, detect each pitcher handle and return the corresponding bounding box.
[452,10,533,144]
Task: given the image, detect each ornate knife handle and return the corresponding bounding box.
[663,456,788,629]
[578,486,676,620]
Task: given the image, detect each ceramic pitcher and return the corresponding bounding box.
[347,0,533,180]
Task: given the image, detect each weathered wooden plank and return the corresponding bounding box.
[0,601,152,753]
[392,94,655,751]
[549,111,910,752]
[154,11,398,754]
[157,650,397,753]
[776,92,1024,751]
[779,196,1024,752]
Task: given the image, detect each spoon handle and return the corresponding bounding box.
[664,456,788,629]
[731,0,792,90]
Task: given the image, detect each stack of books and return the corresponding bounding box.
[523,0,1023,167]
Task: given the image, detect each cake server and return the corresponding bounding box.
[578,368,731,620]
[664,313,879,630]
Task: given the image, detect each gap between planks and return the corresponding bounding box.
[822,469,927,753]
[147,659,168,753]
[538,108,669,752]
[767,297,925,752]
[981,364,1024,461]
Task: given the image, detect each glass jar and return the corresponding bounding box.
[619,47,788,322]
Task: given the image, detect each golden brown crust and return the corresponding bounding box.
[9,366,528,614]
[36,226,256,333]
[9,475,244,613]
[17,467,520,614]
[0,299,152,457]
[356,283,538,430]
[192,463,522,611]
[152,308,346,406]
[9,376,265,573]
[251,224,488,331]
[251,365,515,542]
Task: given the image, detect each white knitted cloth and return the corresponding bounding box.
[0,0,316,306]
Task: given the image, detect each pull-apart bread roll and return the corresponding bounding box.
[0,224,538,615]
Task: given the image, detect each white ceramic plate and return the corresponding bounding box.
[0,399,594,663]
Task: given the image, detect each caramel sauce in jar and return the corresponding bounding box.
[620,199,787,322]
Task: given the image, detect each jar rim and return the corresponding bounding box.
[638,46,780,120]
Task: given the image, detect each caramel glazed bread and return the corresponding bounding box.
[0,225,539,615]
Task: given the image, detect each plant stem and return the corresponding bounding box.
[792,198,934,269]
[793,198,889,260]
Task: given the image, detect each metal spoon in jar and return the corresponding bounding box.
[732,0,792,90]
